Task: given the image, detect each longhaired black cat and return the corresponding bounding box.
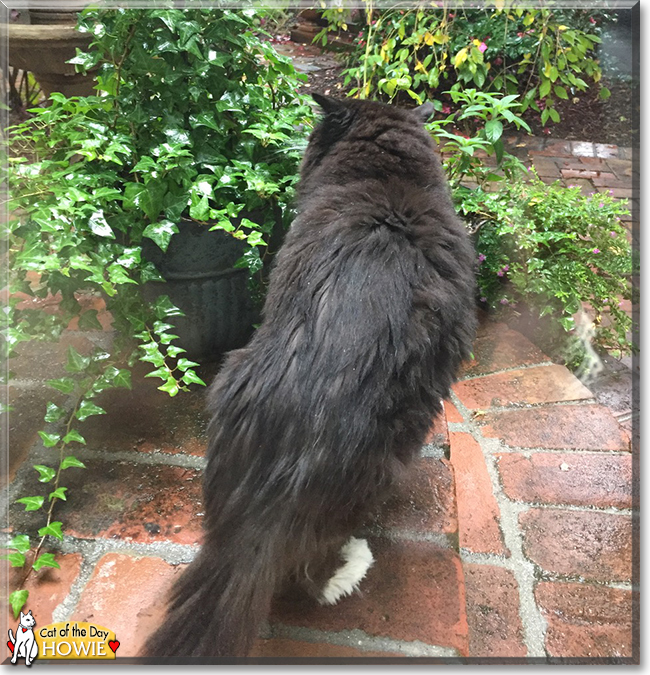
[142,94,477,658]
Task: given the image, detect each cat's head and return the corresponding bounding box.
[301,94,436,179]
[20,610,35,628]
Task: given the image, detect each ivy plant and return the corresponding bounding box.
[3,6,313,617]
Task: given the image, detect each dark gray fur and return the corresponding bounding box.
[142,95,477,659]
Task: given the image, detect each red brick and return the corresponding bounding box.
[497,453,632,508]
[452,365,592,410]
[596,186,633,199]
[373,457,457,534]
[460,323,547,378]
[424,411,449,449]
[592,174,632,189]
[534,140,572,157]
[271,538,469,655]
[72,553,186,657]
[449,433,504,555]
[9,460,204,546]
[535,581,634,658]
[66,293,113,331]
[560,168,612,181]
[463,564,526,657]
[251,638,402,658]
[479,404,630,451]
[529,157,561,177]
[8,334,97,382]
[594,143,619,159]
[80,362,208,457]
[3,553,82,628]
[520,508,632,582]
[3,387,66,483]
[557,158,609,172]
[444,400,464,423]
[570,141,595,157]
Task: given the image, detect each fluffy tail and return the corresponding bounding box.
[141,526,282,658]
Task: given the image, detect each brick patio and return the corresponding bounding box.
[1,131,638,664]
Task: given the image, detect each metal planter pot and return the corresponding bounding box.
[141,218,262,362]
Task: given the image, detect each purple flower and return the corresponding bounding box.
[502,264,509,272]
[497,270,504,277]
[480,296,487,303]
[500,298,509,305]
[478,253,486,262]
[598,202,605,208]
[478,42,488,53]
[593,248,600,254]
[610,231,617,238]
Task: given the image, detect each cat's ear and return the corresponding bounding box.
[413,100,435,123]
[312,93,345,116]
[20,611,25,620]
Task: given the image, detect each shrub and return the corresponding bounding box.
[323,3,613,125]
[458,177,635,361]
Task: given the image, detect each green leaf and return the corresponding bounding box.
[113,369,132,389]
[142,220,179,252]
[1,552,26,567]
[181,370,207,386]
[32,553,61,572]
[38,431,61,448]
[66,346,91,373]
[75,400,106,421]
[15,496,45,512]
[78,309,104,331]
[158,378,180,397]
[49,487,68,502]
[63,429,86,445]
[47,377,75,394]
[177,358,200,371]
[484,119,503,144]
[539,78,551,98]
[88,209,115,238]
[599,87,611,100]
[7,535,30,554]
[44,402,66,423]
[60,456,86,470]
[9,590,29,619]
[554,85,568,100]
[33,464,56,483]
[38,521,63,540]
[166,345,186,358]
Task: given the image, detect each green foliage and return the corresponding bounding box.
[4,6,313,620]
[426,89,530,187]
[329,3,611,127]
[458,177,635,357]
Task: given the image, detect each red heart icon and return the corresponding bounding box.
[7,640,14,654]
[108,640,120,654]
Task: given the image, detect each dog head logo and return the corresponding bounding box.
[8,610,38,666]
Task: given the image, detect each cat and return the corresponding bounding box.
[8,610,38,666]
[142,94,477,659]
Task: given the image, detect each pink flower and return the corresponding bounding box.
[497,270,504,277]
[478,42,487,53]
[502,264,509,272]
[598,202,605,208]
[493,57,503,66]
[543,127,551,135]
[610,231,617,238]
[478,253,486,262]
[480,296,487,303]
[589,17,597,24]
[500,298,509,305]
[442,104,451,114]
[593,248,600,254]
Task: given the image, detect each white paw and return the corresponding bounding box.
[318,537,374,606]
